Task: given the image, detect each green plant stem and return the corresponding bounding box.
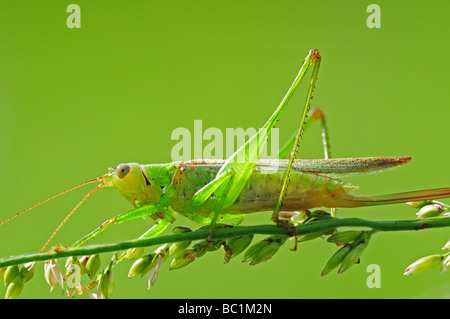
[1,216,450,268]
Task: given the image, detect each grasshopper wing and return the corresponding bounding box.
[184,156,412,178]
[254,156,413,178]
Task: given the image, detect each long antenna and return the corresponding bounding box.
[40,183,106,253]
[0,177,104,227]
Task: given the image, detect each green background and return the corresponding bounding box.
[1,1,449,299]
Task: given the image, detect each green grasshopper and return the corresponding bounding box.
[2,49,450,254]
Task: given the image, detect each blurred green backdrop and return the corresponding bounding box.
[0,0,449,299]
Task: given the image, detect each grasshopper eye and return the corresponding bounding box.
[116,164,130,179]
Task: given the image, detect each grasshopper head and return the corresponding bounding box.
[103,163,161,205]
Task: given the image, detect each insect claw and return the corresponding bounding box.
[279,211,295,219]
[290,238,298,252]
[206,229,215,243]
[274,219,299,251]
[45,244,69,256]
